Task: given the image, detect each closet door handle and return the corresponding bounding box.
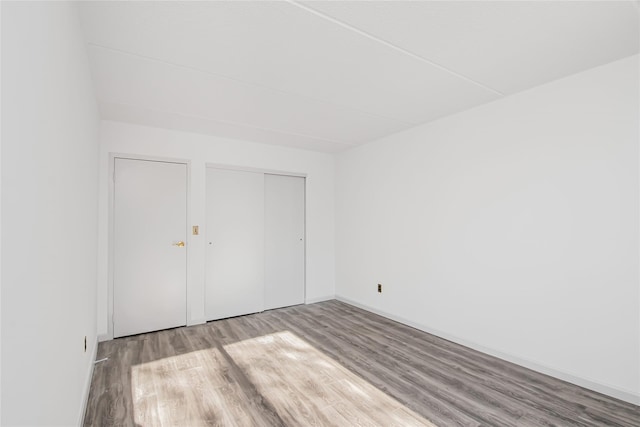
[172,241,185,247]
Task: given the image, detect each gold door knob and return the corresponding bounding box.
[172,241,185,247]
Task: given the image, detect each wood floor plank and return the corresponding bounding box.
[84,300,640,427]
[293,307,584,426]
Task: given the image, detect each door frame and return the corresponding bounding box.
[204,163,307,316]
[108,153,191,340]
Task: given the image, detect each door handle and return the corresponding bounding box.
[172,241,185,247]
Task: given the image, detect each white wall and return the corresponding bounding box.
[335,55,639,404]
[1,2,100,425]
[97,121,335,338]
[0,1,4,422]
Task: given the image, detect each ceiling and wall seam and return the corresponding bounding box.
[100,100,357,148]
[88,43,419,128]
[79,1,637,153]
[288,0,506,98]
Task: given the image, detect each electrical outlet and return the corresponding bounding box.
[84,336,87,352]
[378,283,382,293]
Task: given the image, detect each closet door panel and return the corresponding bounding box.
[206,168,264,320]
[264,174,305,310]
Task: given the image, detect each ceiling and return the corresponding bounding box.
[79,1,639,153]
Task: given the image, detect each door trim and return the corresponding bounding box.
[205,162,307,178]
[107,153,191,340]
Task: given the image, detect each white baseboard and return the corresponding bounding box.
[335,295,640,406]
[188,317,207,327]
[78,336,99,426]
[305,295,335,304]
[97,333,110,342]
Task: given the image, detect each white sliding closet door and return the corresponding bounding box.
[206,168,264,320]
[264,174,305,310]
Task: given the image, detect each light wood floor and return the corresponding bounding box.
[84,300,639,426]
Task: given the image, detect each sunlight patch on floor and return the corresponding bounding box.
[130,331,437,426]
[224,331,437,426]
[131,347,254,426]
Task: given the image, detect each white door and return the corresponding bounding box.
[113,158,187,338]
[206,168,264,320]
[265,174,305,310]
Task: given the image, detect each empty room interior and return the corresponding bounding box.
[2,1,639,426]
